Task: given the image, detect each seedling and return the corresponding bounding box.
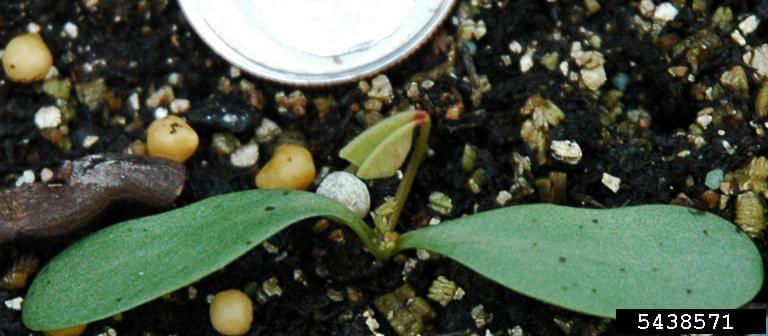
[22,111,763,331]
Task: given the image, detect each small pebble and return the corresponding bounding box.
[471,304,491,328]
[44,66,58,80]
[128,92,140,111]
[427,276,461,306]
[406,82,420,99]
[601,173,621,193]
[63,22,79,39]
[209,289,253,336]
[327,289,344,302]
[230,143,259,168]
[262,241,279,254]
[509,326,524,336]
[461,144,478,172]
[696,113,713,128]
[94,327,117,336]
[416,249,430,260]
[145,85,175,108]
[368,75,393,104]
[720,66,748,95]
[744,44,768,78]
[35,106,62,129]
[153,107,169,120]
[180,286,196,301]
[496,190,513,206]
[653,2,679,24]
[701,190,720,209]
[428,192,453,215]
[126,140,148,156]
[275,90,307,117]
[734,192,765,238]
[638,0,655,17]
[262,277,282,297]
[147,115,199,163]
[3,297,22,311]
[40,168,54,182]
[255,118,282,144]
[363,309,382,335]
[43,79,71,101]
[540,52,559,71]
[738,15,760,35]
[358,80,371,94]
[170,98,190,114]
[612,73,630,91]
[212,133,241,157]
[364,98,383,113]
[187,98,254,133]
[293,269,305,283]
[705,169,724,190]
[519,49,535,73]
[168,73,182,86]
[458,19,487,40]
[757,83,768,118]
[229,66,241,78]
[572,50,607,91]
[82,135,99,148]
[255,144,316,190]
[15,170,35,187]
[550,140,582,165]
[26,23,41,33]
[2,33,52,83]
[584,0,601,16]
[75,78,109,112]
[730,30,747,46]
[316,171,371,218]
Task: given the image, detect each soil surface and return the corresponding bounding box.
[1,0,767,335]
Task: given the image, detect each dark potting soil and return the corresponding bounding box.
[1,0,767,335]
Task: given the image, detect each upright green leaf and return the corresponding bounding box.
[399,204,763,318]
[23,190,374,331]
[357,121,417,179]
[339,109,418,166]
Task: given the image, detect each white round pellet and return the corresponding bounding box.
[316,171,370,218]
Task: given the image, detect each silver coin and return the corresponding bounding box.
[179,0,456,86]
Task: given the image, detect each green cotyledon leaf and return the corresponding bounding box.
[398,204,763,318]
[23,190,763,330]
[357,120,417,179]
[339,109,418,166]
[339,109,427,179]
[22,190,377,331]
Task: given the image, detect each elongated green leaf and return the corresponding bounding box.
[23,190,374,331]
[23,191,763,330]
[339,109,418,166]
[399,204,763,318]
[357,121,416,179]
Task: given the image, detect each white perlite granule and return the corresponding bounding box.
[34,106,62,129]
[602,173,621,193]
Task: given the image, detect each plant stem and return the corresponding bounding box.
[383,116,431,233]
[334,213,391,260]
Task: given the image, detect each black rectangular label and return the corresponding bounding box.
[616,309,765,334]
